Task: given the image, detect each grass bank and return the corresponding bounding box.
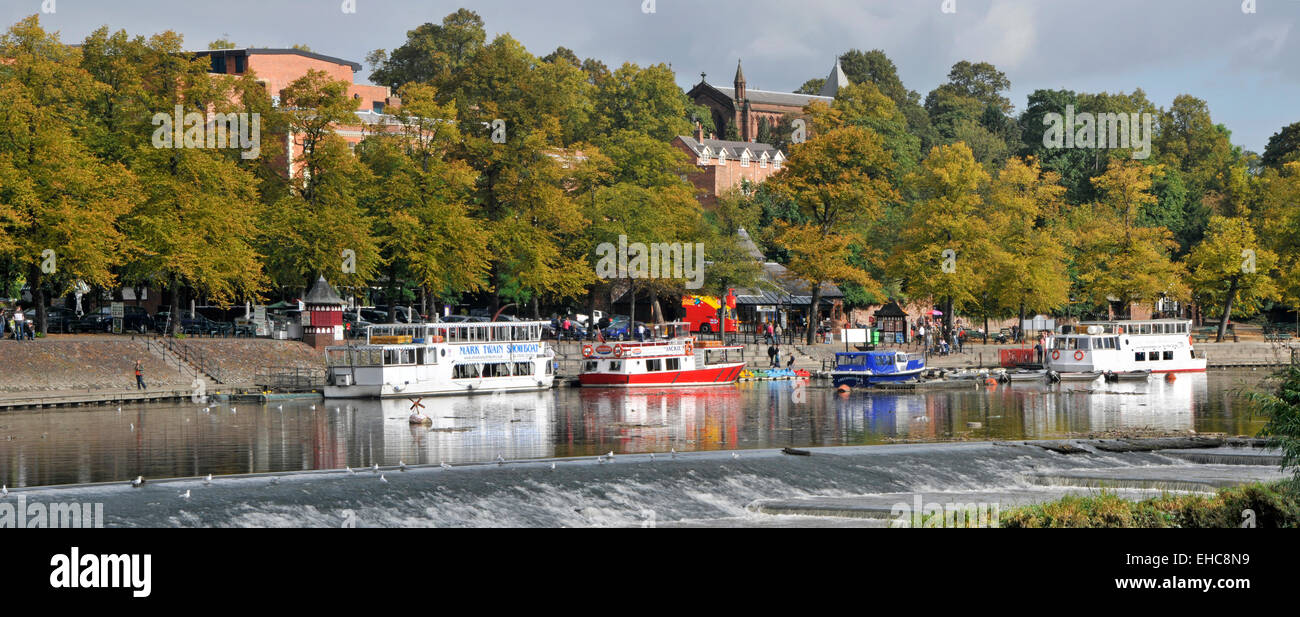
[1000,481,1300,528]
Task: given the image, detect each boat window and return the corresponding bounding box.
[1135,352,1146,362]
[1077,338,1091,350]
[1163,351,1174,361]
[584,361,598,372]
[647,359,662,372]
[453,364,480,379]
[609,361,621,371]
[514,362,533,376]
[545,362,552,375]
[667,358,680,371]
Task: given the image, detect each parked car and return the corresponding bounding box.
[155,310,226,336]
[373,306,422,323]
[74,306,155,334]
[602,317,647,341]
[43,307,79,333]
[343,311,375,338]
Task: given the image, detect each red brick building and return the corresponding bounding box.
[671,130,785,206]
[687,59,848,143]
[191,48,401,177]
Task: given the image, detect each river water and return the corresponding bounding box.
[0,369,1276,488]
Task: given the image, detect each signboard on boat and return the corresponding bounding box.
[454,342,543,363]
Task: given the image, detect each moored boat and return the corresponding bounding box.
[578,322,745,388]
[832,351,926,387]
[1046,319,1206,374]
[325,321,555,398]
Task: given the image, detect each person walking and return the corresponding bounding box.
[134,361,147,390]
[771,345,781,369]
[767,343,778,367]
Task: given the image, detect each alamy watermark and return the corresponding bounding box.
[151,105,261,159]
[595,235,705,290]
[890,495,1000,528]
[1042,104,1152,160]
[1,496,105,528]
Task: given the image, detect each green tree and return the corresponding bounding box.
[367,9,486,91]
[1187,216,1278,341]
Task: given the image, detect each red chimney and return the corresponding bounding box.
[696,122,704,143]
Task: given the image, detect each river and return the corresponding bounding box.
[0,369,1276,488]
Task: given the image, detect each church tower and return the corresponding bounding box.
[734,59,750,141]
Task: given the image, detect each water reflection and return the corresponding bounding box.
[0,370,1271,487]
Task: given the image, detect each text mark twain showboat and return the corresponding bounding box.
[325,322,554,398]
[578,322,746,387]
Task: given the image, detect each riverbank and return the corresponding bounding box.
[0,335,324,396]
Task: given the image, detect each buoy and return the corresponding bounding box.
[985,378,998,386]
[836,384,852,394]
[1165,373,1177,382]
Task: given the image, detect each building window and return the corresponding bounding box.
[718,151,727,166]
[740,151,750,167]
[698,148,711,165]
[373,102,385,114]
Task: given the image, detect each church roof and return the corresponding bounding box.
[819,60,851,98]
[712,86,831,109]
[303,276,345,306]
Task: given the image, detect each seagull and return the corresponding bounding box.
[732,452,740,460]
[2,485,7,497]
[129,423,135,432]
[496,454,505,466]
[231,408,237,415]
[550,463,556,471]
[204,474,212,486]
[372,463,379,473]
[116,406,121,412]
[310,405,316,410]
[399,461,407,471]
[607,451,615,459]
[649,453,655,461]
[347,466,355,475]
[180,490,191,499]
[379,474,388,484]
[440,461,451,470]
[131,476,143,488]
[671,448,678,459]
[597,455,607,464]
[270,477,280,485]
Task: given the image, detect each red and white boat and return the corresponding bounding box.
[578,322,747,388]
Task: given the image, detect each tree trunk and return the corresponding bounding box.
[170,278,182,336]
[1217,276,1240,343]
[807,283,823,345]
[28,264,46,335]
[1018,300,1026,344]
[649,287,662,324]
[586,286,598,339]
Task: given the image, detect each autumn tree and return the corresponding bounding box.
[1187,216,1278,341]
[0,16,136,333]
[768,125,898,343]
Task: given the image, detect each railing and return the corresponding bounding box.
[255,366,326,391]
[161,336,227,384]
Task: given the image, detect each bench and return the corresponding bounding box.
[1265,333,1294,343]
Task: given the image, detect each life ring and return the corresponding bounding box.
[582,345,593,358]
[431,335,445,343]
[1051,350,1061,361]
[614,345,624,358]
[1074,350,1085,361]
[684,340,694,354]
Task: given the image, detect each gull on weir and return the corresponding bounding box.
[347,466,355,475]
[204,474,212,486]
[131,476,143,488]
[399,461,407,471]
[180,490,191,499]
[379,474,388,484]
[440,461,451,469]
[372,463,379,473]
[732,452,740,460]
[2,485,8,497]
[496,454,505,466]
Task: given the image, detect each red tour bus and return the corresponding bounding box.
[681,290,738,334]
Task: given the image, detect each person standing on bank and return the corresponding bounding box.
[767,343,778,367]
[134,361,146,390]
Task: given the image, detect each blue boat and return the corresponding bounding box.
[832,351,926,387]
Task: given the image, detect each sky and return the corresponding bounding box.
[5,0,1300,152]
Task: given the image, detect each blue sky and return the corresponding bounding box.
[6,0,1299,152]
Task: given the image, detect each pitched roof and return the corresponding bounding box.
[818,60,851,98]
[303,276,345,305]
[712,86,832,109]
[732,228,843,304]
[676,136,784,161]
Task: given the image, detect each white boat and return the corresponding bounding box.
[1045,319,1206,375]
[1004,369,1050,383]
[1107,369,1153,382]
[1055,370,1104,382]
[324,322,554,398]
